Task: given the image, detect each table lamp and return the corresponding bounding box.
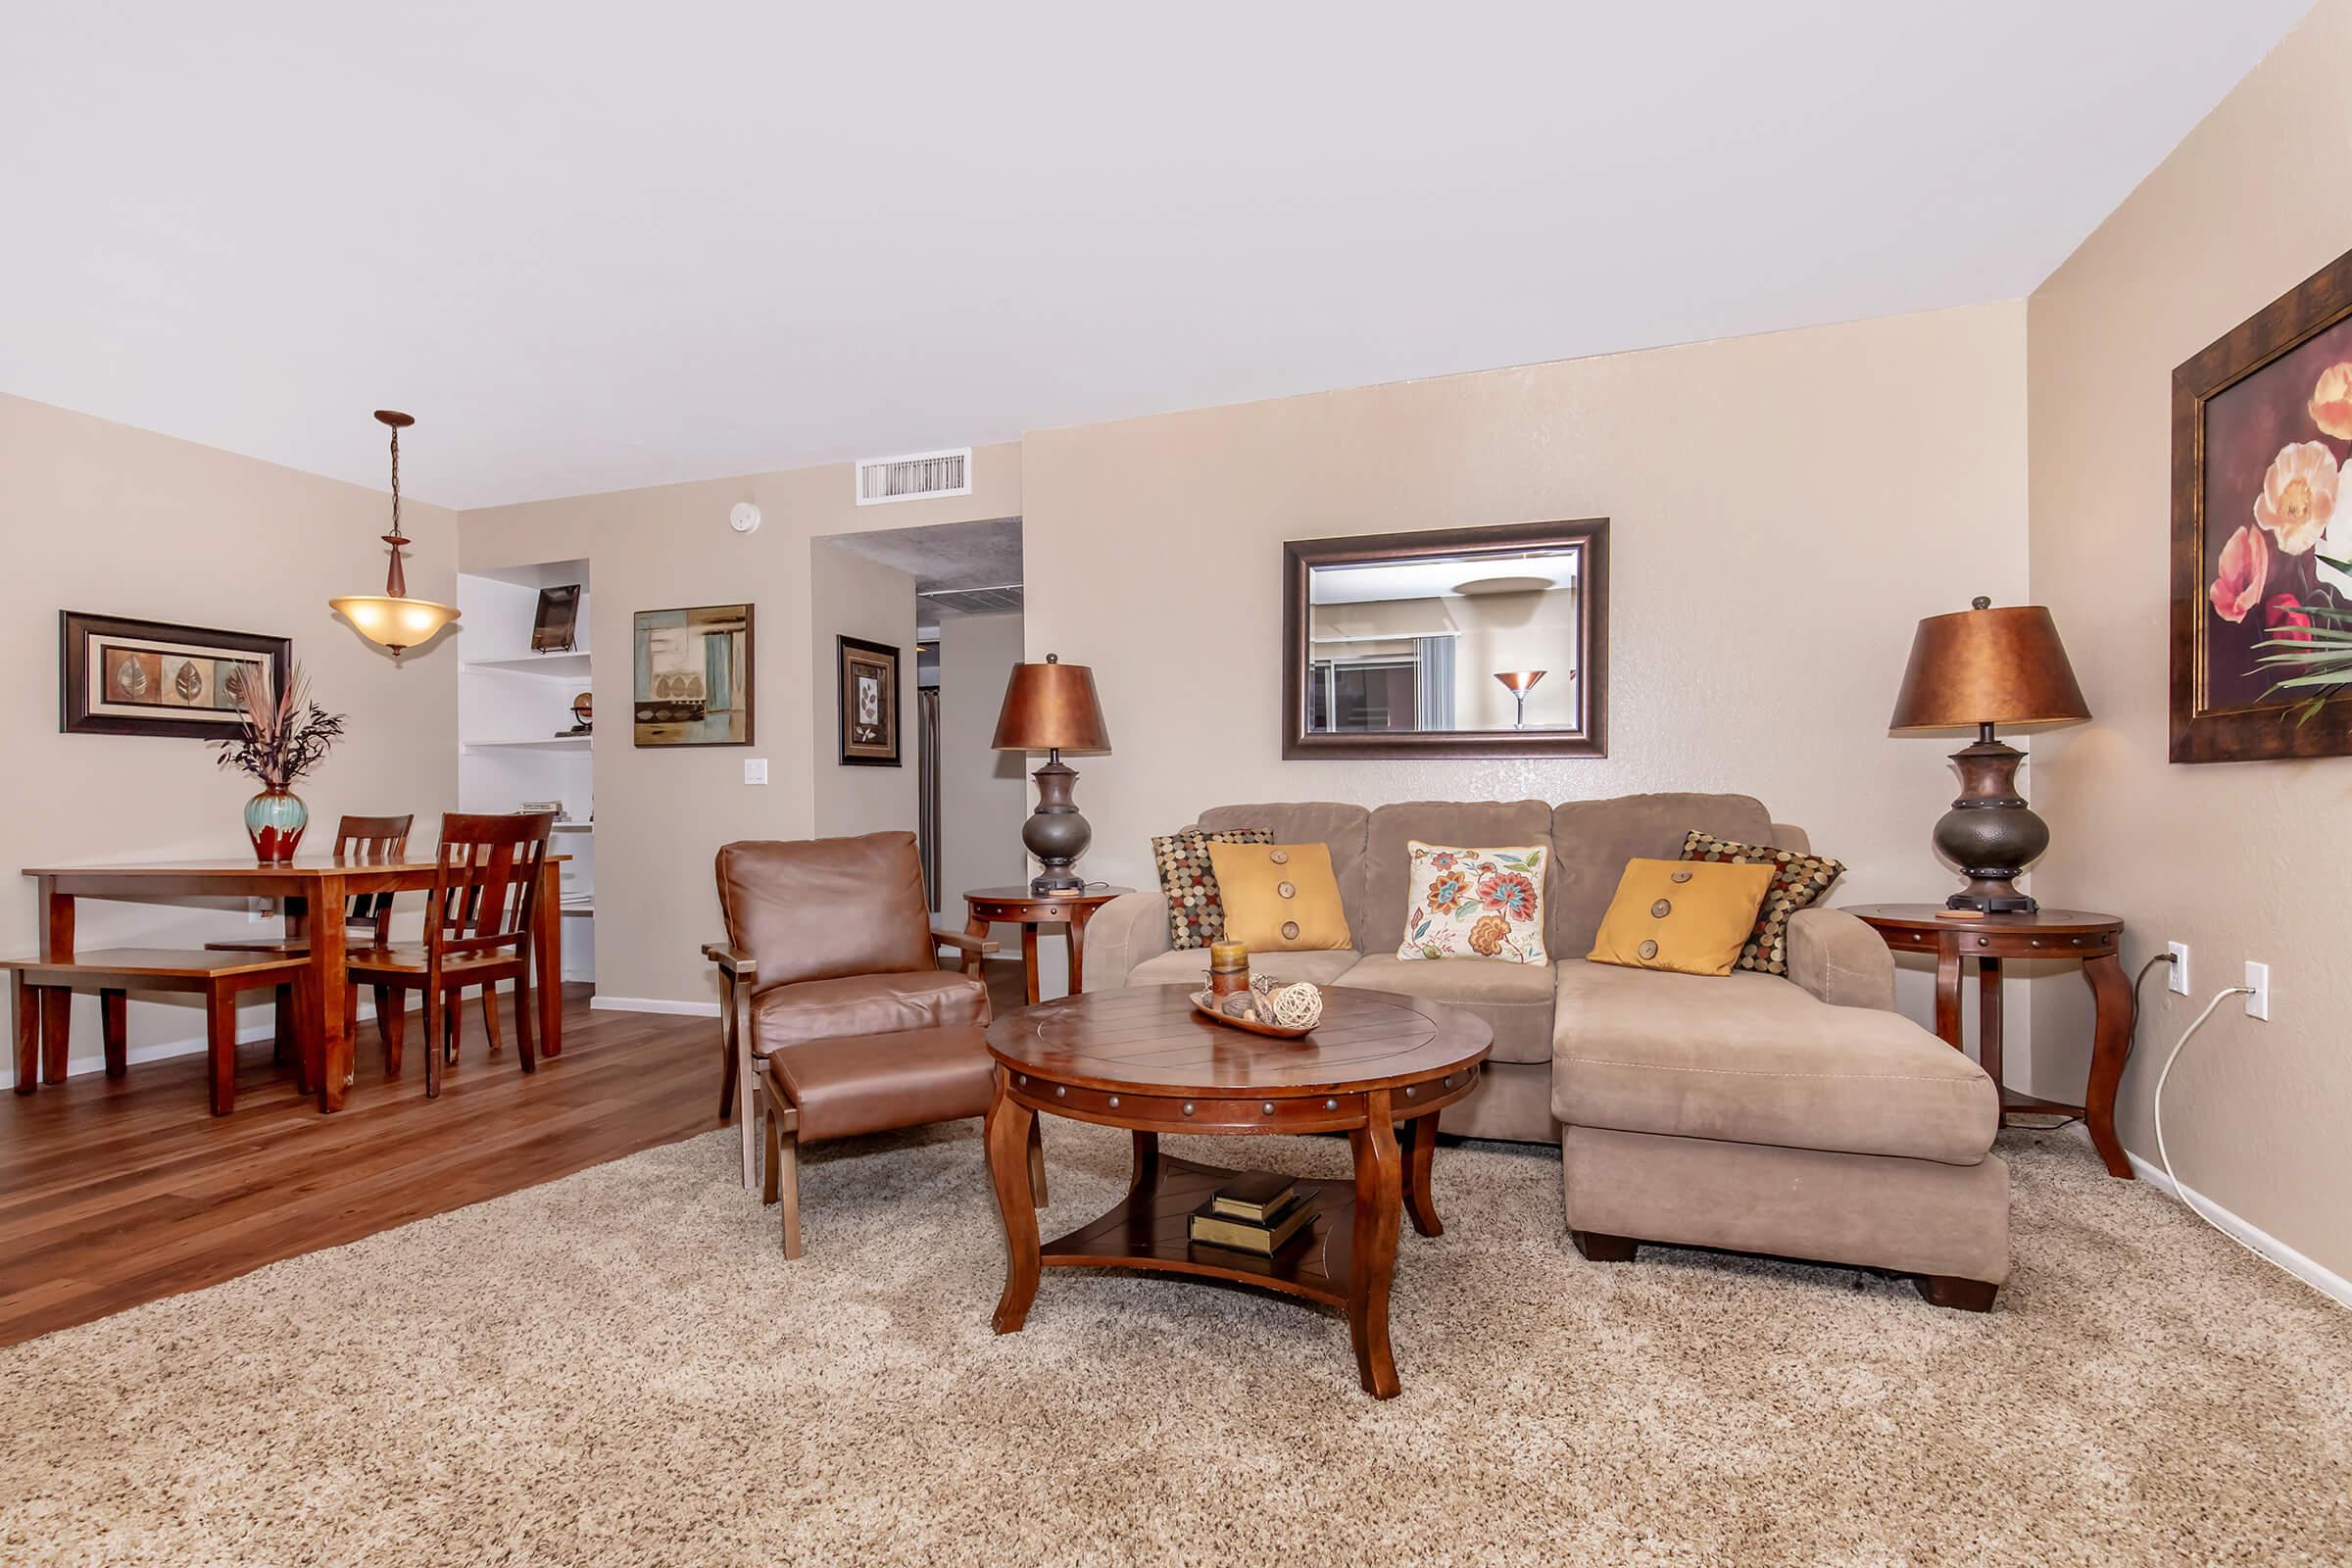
[1888,597,2090,912]
[992,654,1112,895]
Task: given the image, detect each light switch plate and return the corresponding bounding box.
[744,758,768,785]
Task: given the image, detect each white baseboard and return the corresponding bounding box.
[590,995,720,1018]
[2113,1136,2352,1309]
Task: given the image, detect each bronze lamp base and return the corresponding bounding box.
[1932,726,2047,913]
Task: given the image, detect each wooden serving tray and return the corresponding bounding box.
[1190,989,1315,1040]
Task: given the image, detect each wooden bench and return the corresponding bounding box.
[5,948,311,1114]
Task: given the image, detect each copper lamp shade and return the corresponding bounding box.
[993,654,1111,895]
[1890,598,2090,913]
[1890,604,2088,731]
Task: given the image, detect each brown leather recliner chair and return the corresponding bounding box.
[704,833,1022,1238]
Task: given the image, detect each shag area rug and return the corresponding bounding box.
[3,1121,2346,1566]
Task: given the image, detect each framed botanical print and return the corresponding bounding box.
[633,604,754,747]
[60,612,290,739]
[2173,245,2352,762]
[837,635,901,766]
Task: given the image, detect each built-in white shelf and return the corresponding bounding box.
[464,653,594,679]
[461,558,595,986]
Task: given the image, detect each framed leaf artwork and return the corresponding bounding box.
[837,634,901,766]
[59,612,291,739]
[2172,245,2352,761]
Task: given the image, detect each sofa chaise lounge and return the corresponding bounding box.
[1084,794,2007,1307]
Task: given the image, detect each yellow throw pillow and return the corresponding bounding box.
[1205,841,1353,953]
[1588,858,1776,977]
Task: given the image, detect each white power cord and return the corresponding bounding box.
[2147,983,2284,1277]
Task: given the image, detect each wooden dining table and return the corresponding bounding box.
[21,855,564,1111]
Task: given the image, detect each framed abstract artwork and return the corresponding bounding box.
[2173,245,2352,762]
[60,612,291,739]
[837,634,901,766]
[632,604,754,748]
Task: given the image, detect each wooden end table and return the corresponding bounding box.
[983,983,1491,1399]
[1842,905,2132,1179]
[961,884,1132,1005]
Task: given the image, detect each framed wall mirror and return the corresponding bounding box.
[1282,518,1607,760]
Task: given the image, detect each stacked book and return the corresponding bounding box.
[1187,1172,1316,1256]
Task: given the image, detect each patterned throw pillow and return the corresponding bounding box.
[1680,830,1847,975]
[1152,827,1272,950]
[1397,842,1549,963]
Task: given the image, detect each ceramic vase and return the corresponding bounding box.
[245,787,309,863]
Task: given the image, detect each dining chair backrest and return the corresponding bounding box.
[424,811,557,968]
[336,812,416,934]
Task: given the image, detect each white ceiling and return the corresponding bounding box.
[0,2,2309,509]
[1311,553,1577,606]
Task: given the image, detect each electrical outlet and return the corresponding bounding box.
[247,896,273,924]
[744,758,768,785]
[2166,941,2190,996]
[2244,960,2270,1021]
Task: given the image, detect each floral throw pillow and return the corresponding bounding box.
[1679,830,1847,976]
[1397,842,1549,963]
[1152,826,1272,950]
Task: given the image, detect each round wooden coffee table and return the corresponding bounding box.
[983,983,1492,1399]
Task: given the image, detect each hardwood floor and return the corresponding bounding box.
[1,960,1033,1348]
[0,985,711,1348]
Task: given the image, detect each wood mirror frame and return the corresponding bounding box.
[1281,518,1608,760]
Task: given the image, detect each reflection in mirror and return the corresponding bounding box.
[1282,519,1606,760]
[1305,550,1581,735]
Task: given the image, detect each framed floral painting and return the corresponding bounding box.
[2173,246,2352,762]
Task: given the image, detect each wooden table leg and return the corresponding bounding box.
[985,1069,1042,1334]
[536,859,564,1057]
[12,973,35,1095]
[307,875,350,1110]
[1020,923,1042,1006]
[1399,1111,1443,1238]
[1067,907,1093,996]
[1127,1129,1159,1200]
[38,992,70,1084]
[100,990,127,1078]
[1347,1088,1404,1399]
[36,880,74,1086]
[1932,944,1962,1048]
[2082,953,2135,1179]
[38,878,74,962]
[1978,955,2004,1105]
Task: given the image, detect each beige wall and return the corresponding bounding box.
[808,543,917,839]
[2028,0,2352,1279]
[1022,304,2031,1035]
[460,445,1019,1005]
[936,612,1029,934]
[0,393,458,1080]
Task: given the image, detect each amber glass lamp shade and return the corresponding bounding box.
[992,655,1111,895]
[329,593,461,654]
[1889,599,2090,914]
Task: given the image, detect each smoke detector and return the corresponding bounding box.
[729,502,761,534]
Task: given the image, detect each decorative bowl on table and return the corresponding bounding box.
[1190,975,1326,1040]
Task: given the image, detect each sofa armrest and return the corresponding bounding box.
[1083,891,1171,990]
[1785,907,1894,1010]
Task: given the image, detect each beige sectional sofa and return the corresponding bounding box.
[1085,794,2009,1306]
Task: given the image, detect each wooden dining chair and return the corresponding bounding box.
[345,811,555,1098]
[207,812,415,1087]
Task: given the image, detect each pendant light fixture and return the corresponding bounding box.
[329,410,460,655]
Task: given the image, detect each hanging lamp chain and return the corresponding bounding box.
[379,421,410,600]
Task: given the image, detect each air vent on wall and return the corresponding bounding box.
[856,447,972,506]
